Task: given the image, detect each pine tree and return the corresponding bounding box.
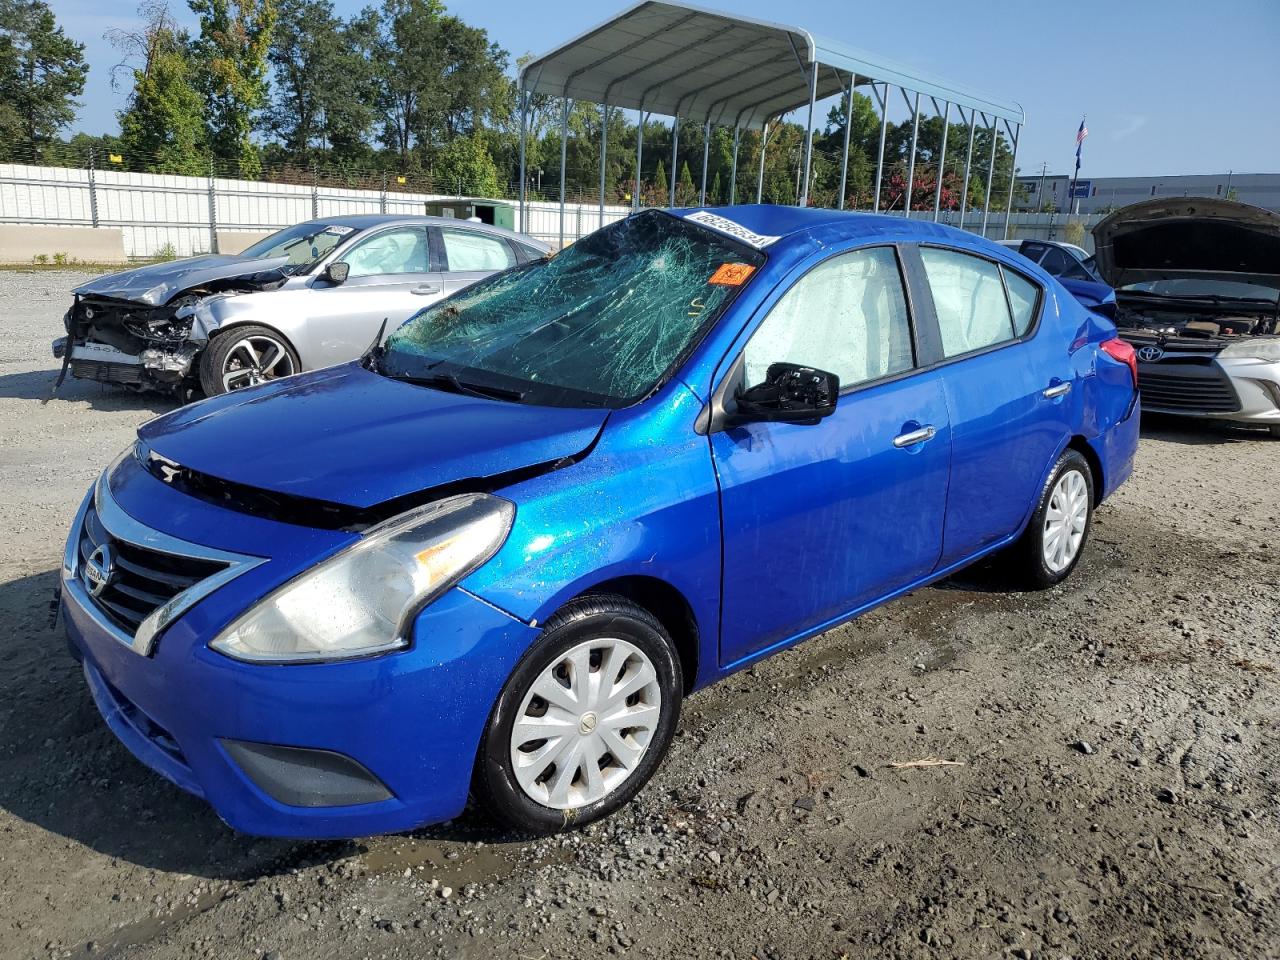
[653,158,667,202]
[0,0,87,157]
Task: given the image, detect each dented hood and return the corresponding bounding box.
[73,254,290,306]
[1092,198,1280,289]
[137,364,607,510]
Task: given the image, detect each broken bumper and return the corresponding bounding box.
[53,338,200,386]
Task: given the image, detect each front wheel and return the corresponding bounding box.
[1008,449,1095,589]
[472,595,682,834]
[198,325,300,396]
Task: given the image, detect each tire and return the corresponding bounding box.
[472,595,682,834]
[1007,449,1095,589]
[198,325,300,396]
[1268,424,1280,440]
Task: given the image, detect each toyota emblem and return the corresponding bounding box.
[83,543,117,598]
[1137,345,1164,362]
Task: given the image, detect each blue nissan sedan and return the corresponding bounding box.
[61,206,1139,837]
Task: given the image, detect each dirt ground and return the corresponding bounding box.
[1,269,1277,960]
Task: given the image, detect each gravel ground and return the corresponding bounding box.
[2,269,1278,960]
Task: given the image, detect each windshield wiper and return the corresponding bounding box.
[388,371,528,403]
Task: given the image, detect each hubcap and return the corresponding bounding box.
[510,637,662,810]
[1043,469,1089,573]
[222,335,295,391]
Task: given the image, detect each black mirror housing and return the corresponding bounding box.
[324,261,350,285]
[729,362,839,426]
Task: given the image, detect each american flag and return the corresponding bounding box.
[1074,118,1088,171]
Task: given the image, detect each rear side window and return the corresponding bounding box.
[442,228,517,272]
[919,248,1016,358]
[743,247,914,391]
[1003,268,1040,335]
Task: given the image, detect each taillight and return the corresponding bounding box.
[1100,337,1138,389]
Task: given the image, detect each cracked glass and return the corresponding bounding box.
[379,211,765,408]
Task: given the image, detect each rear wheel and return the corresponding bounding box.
[472,595,681,833]
[1007,449,1095,589]
[198,325,300,396]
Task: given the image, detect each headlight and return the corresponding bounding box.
[210,494,514,663]
[1219,338,1280,362]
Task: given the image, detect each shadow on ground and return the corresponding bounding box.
[0,368,176,413]
[1140,412,1276,446]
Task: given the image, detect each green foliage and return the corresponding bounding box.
[154,241,177,260]
[653,158,667,199]
[117,5,207,175]
[432,134,499,196]
[0,0,87,158]
[189,0,276,176]
[1063,219,1085,247]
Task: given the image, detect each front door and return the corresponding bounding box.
[306,225,444,364]
[712,245,952,668]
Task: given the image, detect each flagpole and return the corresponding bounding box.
[1068,115,1086,216]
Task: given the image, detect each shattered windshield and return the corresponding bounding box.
[378,211,765,408]
[239,223,358,271]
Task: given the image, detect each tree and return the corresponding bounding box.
[0,0,87,158]
[431,133,499,196]
[676,159,696,205]
[189,0,275,176]
[113,2,207,175]
[265,0,376,161]
[653,158,667,200]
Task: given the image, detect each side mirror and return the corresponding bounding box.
[323,261,350,285]
[729,362,839,426]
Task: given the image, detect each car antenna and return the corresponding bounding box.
[361,318,388,369]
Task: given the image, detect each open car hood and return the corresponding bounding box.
[72,254,290,306]
[137,364,608,512]
[1092,198,1280,289]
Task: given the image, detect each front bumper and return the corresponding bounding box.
[63,463,538,838]
[1138,357,1280,426]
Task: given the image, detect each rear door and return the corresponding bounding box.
[910,245,1072,566]
[435,225,519,297]
[304,225,444,364]
[712,245,951,667]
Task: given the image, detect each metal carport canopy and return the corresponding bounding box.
[519,0,1024,130]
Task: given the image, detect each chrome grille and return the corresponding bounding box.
[79,503,227,634]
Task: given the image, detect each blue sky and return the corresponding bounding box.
[51,0,1280,177]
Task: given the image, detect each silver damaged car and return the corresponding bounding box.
[1092,198,1280,437]
[52,214,550,398]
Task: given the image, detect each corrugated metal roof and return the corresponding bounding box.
[520,1,1024,130]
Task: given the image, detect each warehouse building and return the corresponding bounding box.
[1014,171,1280,214]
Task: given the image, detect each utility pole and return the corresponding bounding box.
[1037,161,1048,212]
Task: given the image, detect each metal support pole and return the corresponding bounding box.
[518,85,528,231]
[669,115,679,208]
[87,148,99,228]
[1001,122,1021,240]
[958,109,977,232]
[799,62,818,207]
[932,101,951,222]
[380,172,387,214]
[699,121,710,205]
[838,76,853,210]
[729,125,740,205]
[558,96,568,247]
[757,121,769,203]
[634,106,645,212]
[311,163,319,220]
[980,113,997,237]
[903,91,920,217]
[206,157,218,254]
[599,103,609,229]
[873,83,889,213]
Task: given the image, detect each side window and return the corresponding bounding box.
[919,247,1016,358]
[442,228,517,272]
[1002,267,1040,336]
[1037,245,1077,277]
[742,247,914,390]
[341,227,428,278]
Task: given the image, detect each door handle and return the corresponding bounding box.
[893,425,937,448]
[1042,381,1072,399]
[412,284,442,295]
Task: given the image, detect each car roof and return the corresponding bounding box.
[667,204,1017,257]
[301,213,550,250]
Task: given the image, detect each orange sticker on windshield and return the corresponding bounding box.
[708,262,756,286]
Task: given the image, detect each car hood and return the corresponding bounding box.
[138,364,608,511]
[73,254,290,306]
[1092,198,1280,289]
